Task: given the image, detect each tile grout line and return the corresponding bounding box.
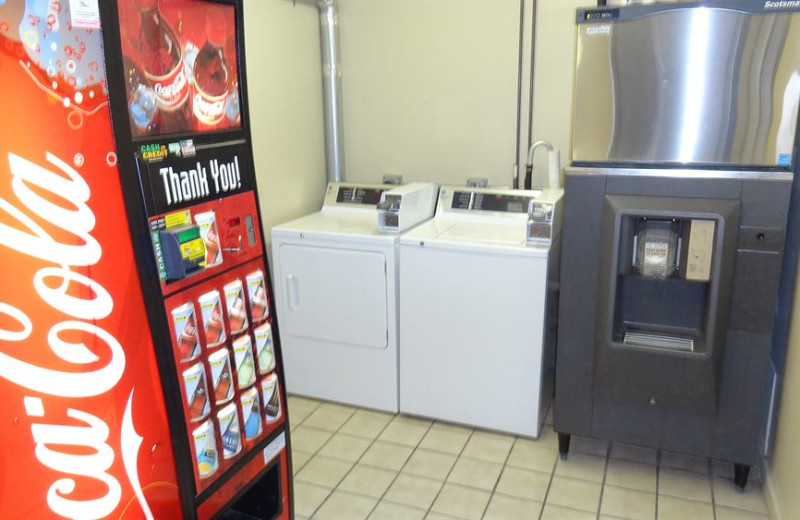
[422,421,475,519]
[655,449,661,520]
[288,397,323,475]
[296,400,359,519]
[593,443,611,520]
[478,431,519,520]
[536,435,566,520]
[709,457,717,520]
[536,438,562,520]
[361,415,436,519]
[343,411,408,519]
[287,397,333,519]
[298,401,349,460]
[324,408,413,519]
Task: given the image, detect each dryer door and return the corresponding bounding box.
[278,245,388,349]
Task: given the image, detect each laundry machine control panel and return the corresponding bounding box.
[377,183,439,232]
[527,191,563,244]
[438,186,562,219]
[323,182,393,208]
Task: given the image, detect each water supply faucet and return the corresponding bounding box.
[525,140,562,190]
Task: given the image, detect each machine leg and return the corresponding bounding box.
[557,433,571,461]
[733,463,750,492]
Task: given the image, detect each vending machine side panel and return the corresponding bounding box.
[0,4,183,518]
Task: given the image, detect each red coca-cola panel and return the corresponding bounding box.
[118,0,242,137]
[0,5,183,519]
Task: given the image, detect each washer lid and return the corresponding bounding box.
[401,219,550,257]
[439,222,525,245]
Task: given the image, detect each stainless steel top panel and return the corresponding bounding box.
[572,2,800,168]
[566,166,793,181]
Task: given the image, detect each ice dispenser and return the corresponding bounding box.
[619,217,710,352]
[595,195,739,417]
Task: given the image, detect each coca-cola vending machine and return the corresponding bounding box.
[0,1,292,518]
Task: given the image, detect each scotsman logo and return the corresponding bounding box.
[586,24,612,36]
[764,0,800,8]
[0,151,148,519]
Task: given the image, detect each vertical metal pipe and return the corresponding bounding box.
[526,0,538,155]
[513,0,526,189]
[319,0,345,182]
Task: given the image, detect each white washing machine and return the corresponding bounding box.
[399,186,563,437]
[271,182,438,412]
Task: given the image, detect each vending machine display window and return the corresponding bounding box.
[118,0,243,138]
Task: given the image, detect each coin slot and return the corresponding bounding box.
[246,214,256,246]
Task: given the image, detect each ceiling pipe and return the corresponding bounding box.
[318,0,345,182]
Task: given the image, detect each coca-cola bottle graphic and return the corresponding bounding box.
[178,313,200,361]
[192,8,230,129]
[135,0,190,133]
[125,56,159,134]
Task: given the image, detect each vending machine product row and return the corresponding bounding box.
[0,1,292,518]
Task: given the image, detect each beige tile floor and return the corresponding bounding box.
[287,395,771,520]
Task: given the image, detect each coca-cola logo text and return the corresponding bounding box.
[0,151,129,518]
[207,227,218,244]
[193,92,226,126]
[185,322,197,337]
[149,63,188,110]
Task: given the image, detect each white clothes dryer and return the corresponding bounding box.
[272,182,437,412]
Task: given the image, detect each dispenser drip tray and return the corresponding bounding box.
[623,330,695,352]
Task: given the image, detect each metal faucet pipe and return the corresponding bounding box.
[525,140,561,190]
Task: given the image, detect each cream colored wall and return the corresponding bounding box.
[338,0,522,187]
[766,268,800,519]
[243,0,590,199]
[244,0,327,254]
[337,0,594,190]
[528,0,587,187]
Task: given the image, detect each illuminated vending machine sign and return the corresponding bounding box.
[0,1,292,518]
[120,0,242,136]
